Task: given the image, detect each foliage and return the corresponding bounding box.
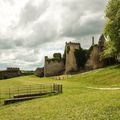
[63,45,70,64]
[0,65,120,120]
[53,53,61,59]
[67,46,70,53]
[74,48,88,68]
[21,70,34,74]
[101,40,117,58]
[47,57,62,63]
[63,48,66,64]
[104,0,120,57]
[47,53,62,63]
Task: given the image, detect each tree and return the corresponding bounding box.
[104,0,120,58]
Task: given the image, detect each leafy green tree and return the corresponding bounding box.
[104,0,120,58]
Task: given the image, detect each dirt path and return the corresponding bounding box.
[87,87,120,90]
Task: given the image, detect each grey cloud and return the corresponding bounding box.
[16,55,38,63]
[19,0,49,26]
[62,0,107,13]
[60,0,107,39]
[0,48,40,65]
[24,20,59,48]
[0,37,25,50]
[17,0,107,48]
[0,38,14,49]
[14,38,25,47]
[15,51,39,63]
[62,15,104,38]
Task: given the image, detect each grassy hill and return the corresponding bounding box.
[0,65,120,120]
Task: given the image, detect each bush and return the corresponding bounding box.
[53,53,61,59]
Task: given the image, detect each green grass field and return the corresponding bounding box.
[0,65,120,120]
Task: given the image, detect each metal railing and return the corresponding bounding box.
[0,83,62,105]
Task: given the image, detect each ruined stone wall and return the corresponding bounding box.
[44,59,65,77]
[86,46,104,69]
[0,71,5,79]
[6,71,21,78]
[65,42,81,73]
[0,68,21,80]
[34,67,44,77]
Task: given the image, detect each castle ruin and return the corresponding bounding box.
[35,34,106,77]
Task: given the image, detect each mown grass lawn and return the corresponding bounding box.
[0,65,120,120]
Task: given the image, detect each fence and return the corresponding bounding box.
[0,83,62,106]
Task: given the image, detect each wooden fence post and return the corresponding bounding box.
[40,84,43,93]
[57,84,59,93]
[53,83,56,93]
[0,89,1,105]
[60,84,63,93]
[29,85,31,94]
[9,88,11,99]
[18,88,19,96]
[51,84,53,93]
[57,84,62,93]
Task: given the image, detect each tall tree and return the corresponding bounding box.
[103,0,120,58]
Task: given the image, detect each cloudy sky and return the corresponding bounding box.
[0,0,108,70]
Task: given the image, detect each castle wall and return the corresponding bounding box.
[44,60,65,77]
[0,68,21,80]
[65,42,80,73]
[34,67,44,77]
[0,71,5,79]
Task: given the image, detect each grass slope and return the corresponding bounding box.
[0,65,120,120]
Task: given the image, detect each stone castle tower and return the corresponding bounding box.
[86,34,105,69]
[65,42,81,73]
